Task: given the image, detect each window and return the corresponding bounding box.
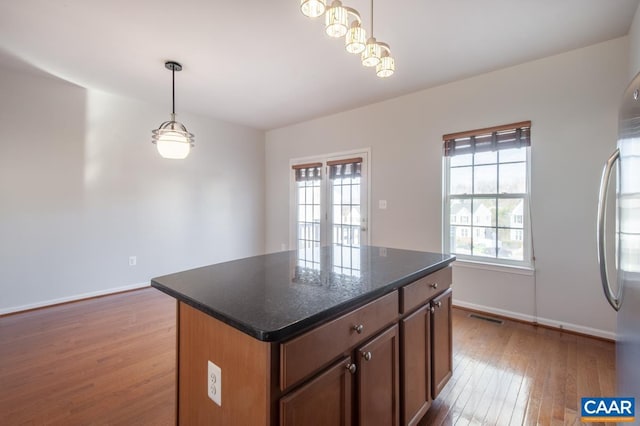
[291,152,369,266]
[443,121,531,267]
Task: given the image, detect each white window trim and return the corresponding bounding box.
[442,147,533,268]
[288,148,371,251]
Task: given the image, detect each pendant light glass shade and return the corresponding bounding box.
[300,0,326,18]
[325,1,348,38]
[152,114,194,160]
[345,21,366,54]
[376,54,395,78]
[151,61,194,160]
[361,37,381,67]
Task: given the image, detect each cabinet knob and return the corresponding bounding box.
[430,282,438,289]
[353,324,364,334]
[362,351,372,361]
[430,306,435,314]
[435,301,442,308]
[346,363,357,374]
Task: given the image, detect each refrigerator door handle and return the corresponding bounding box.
[597,148,621,311]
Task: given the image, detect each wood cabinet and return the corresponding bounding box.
[400,306,431,426]
[399,268,453,426]
[280,356,353,426]
[431,288,453,399]
[356,325,400,426]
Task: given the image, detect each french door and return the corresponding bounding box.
[291,151,369,266]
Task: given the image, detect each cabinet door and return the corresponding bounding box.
[400,306,431,426]
[280,356,354,426]
[357,324,400,426]
[431,289,452,399]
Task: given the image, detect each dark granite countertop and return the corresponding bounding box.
[151,246,455,342]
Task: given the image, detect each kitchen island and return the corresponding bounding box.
[152,245,455,426]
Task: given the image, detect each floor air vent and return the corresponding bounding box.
[468,313,504,325]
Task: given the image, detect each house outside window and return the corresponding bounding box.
[443,121,532,267]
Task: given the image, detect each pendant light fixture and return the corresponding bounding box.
[299,0,394,78]
[345,20,366,54]
[151,61,194,160]
[300,0,326,18]
[325,1,349,38]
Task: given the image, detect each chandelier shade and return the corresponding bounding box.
[300,0,326,18]
[361,37,381,67]
[345,21,366,54]
[325,1,348,38]
[376,54,395,78]
[152,115,194,160]
[151,61,194,159]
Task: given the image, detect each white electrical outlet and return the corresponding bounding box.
[129,256,137,266]
[207,360,222,406]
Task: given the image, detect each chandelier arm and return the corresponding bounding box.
[344,7,361,23]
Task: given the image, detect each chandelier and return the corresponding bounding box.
[300,0,395,78]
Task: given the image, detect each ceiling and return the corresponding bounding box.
[0,0,638,130]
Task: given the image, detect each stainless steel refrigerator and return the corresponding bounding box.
[597,71,640,403]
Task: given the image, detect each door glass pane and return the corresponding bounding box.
[331,173,362,247]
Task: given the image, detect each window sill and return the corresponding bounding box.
[452,259,535,276]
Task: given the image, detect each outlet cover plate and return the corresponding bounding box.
[207,360,221,406]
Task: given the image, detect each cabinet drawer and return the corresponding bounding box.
[280,291,398,391]
[400,267,452,314]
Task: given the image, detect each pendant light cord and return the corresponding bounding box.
[172,67,175,115]
[370,0,374,35]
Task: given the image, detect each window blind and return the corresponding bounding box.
[443,121,531,157]
[292,162,322,182]
[327,157,362,179]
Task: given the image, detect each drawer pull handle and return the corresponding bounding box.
[353,324,364,334]
[430,282,438,289]
[346,363,357,374]
[362,351,372,361]
[434,301,442,308]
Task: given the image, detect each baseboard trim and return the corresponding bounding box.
[453,300,616,342]
[0,282,151,316]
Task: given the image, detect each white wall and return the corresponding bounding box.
[0,64,265,313]
[629,3,640,79]
[265,37,629,339]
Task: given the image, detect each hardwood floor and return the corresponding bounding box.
[0,288,177,425]
[418,309,615,426]
[0,289,615,425]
